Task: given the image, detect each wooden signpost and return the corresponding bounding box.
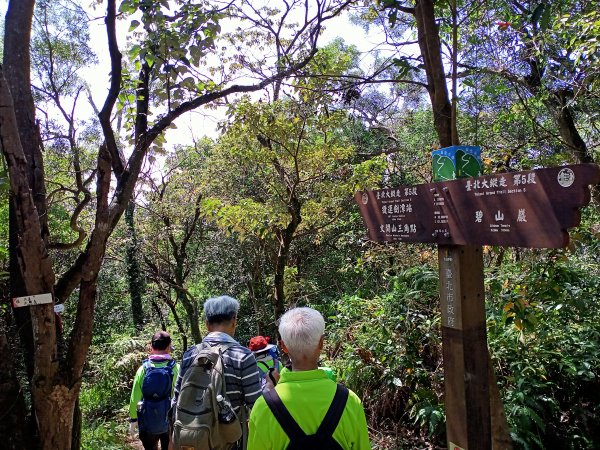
[355,163,600,449]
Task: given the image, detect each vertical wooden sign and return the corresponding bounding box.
[439,245,490,449]
[438,144,489,449]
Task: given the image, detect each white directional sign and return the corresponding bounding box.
[12,293,53,308]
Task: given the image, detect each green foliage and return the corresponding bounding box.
[32,0,97,97]
[326,265,445,446]
[459,0,600,170]
[204,97,382,244]
[79,334,146,420]
[487,236,600,449]
[81,420,126,450]
[554,9,600,92]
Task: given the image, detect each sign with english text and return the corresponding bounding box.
[355,164,600,249]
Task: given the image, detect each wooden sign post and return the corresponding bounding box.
[439,244,489,449]
[355,163,600,449]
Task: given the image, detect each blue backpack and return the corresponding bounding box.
[138,359,176,435]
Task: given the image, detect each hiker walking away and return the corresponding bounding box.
[247,307,370,450]
[248,335,280,390]
[172,296,261,450]
[129,331,180,450]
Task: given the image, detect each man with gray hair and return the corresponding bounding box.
[247,307,370,449]
[173,295,262,449]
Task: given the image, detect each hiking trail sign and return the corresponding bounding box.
[355,162,600,450]
[12,293,53,308]
[355,164,600,249]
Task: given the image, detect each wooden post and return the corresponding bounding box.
[435,143,491,449]
[439,245,491,449]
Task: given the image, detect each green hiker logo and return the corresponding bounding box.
[433,154,456,181]
[458,151,481,178]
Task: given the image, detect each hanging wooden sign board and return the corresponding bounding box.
[355,164,600,249]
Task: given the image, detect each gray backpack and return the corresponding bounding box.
[173,343,242,450]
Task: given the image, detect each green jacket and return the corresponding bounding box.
[129,356,180,420]
[248,368,370,450]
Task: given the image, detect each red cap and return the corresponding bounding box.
[249,336,271,351]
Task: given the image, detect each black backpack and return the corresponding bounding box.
[263,384,349,450]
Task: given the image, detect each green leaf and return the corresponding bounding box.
[392,57,416,79]
[118,0,136,15]
[144,53,155,67]
[129,44,141,59]
[129,20,140,32]
[540,4,552,31]
[531,4,545,26]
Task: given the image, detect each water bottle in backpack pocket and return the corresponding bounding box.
[138,359,176,435]
[173,343,242,450]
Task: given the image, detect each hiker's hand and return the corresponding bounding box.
[128,421,138,436]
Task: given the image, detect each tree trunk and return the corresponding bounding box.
[519,38,599,208]
[0,330,32,449]
[1,53,63,450]
[2,62,111,449]
[125,202,145,330]
[272,244,288,320]
[159,290,189,350]
[272,198,302,320]
[71,399,81,450]
[151,298,168,331]
[178,290,202,344]
[33,384,78,450]
[414,0,455,148]
[4,0,49,239]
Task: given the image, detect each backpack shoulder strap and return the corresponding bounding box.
[263,388,306,442]
[203,342,236,397]
[216,342,236,353]
[257,360,271,372]
[165,359,176,385]
[166,358,176,372]
[142,359,175,373]
[199,341,235,355]
[315,384,349,438]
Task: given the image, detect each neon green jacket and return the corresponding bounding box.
[248,368,370,450]
[129,357,180,420]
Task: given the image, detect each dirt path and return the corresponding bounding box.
[123,434,144,449]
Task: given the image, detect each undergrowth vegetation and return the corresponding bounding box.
[326,267,444,448]
[78,226,600,449]
[319,227,600,449]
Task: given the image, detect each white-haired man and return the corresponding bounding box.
[172,295,262,449]
[247,307,370,450]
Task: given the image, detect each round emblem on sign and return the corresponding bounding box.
[557,168,575,187]
[362,192,369,204]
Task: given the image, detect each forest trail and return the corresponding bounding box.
[123,434,144,449]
